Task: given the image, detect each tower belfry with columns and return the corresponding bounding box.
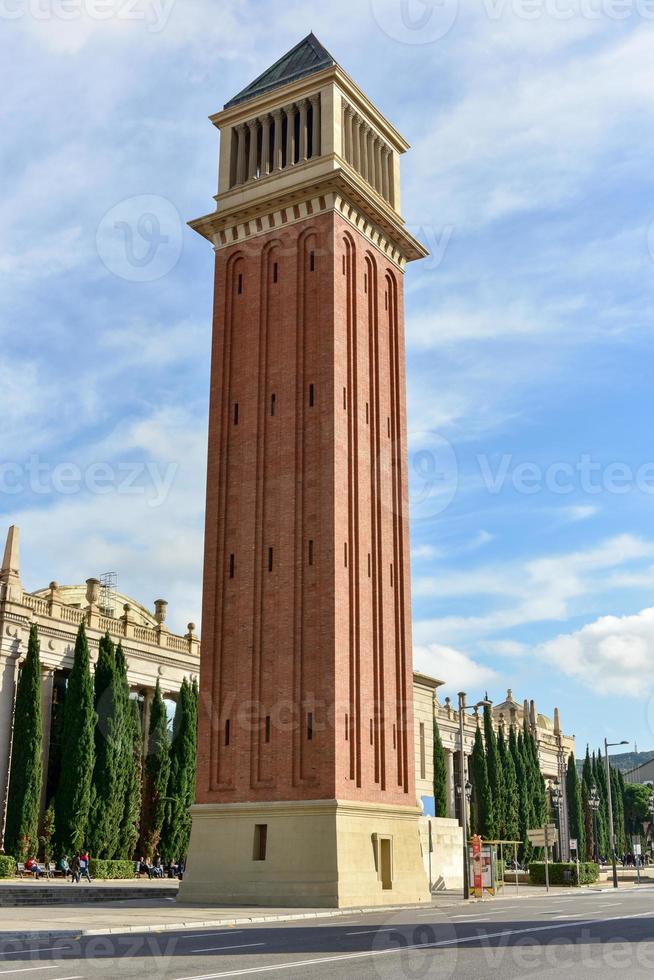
[180,34,429,907]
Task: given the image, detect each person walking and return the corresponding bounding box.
[79,849,92,882]
[70,853,81,884]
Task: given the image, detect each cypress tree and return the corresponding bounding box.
[120,698,142,861]
[524,722,547,827]
[516,729,535,862]
[139,680,170,858]
[5,624,43,860]
[160,677,198,860]
[618,769,628,854]
[593,750,609,859]
[610,765,625,856]
[566,752,586,861]
[54,621,95,856]
[483,705,503,838]
[498,726,519,843]
[470,726,494,839]
[581,781,594,861]
[88,633,126,858]
[432,719,448,818]
[581,747,596,860]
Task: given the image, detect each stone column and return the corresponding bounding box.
[386,149,395,207]
[445,748,456,818]
[366,129,375,187]
[236,123,247,185]
[352,115,361,173]
[361,123,370,182]
[0,654,19,844]
[298,99,309,162]
[272,109,283,171]
[344,106,354,164]
[247,119,259,180]
[39,668,55,813]
[373,137,383,193]
[310,94,321,158]
[381,147,391,201]
[285,105,296,166]
[261,114,272,176]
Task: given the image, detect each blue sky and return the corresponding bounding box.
[2,0,654,755]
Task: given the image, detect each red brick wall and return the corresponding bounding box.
[196,210,416,809]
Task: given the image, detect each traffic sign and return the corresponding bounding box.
[570,839,578,852]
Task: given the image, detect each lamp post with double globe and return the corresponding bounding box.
[457,692,492,900]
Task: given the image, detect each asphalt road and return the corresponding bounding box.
[3,886,654,979]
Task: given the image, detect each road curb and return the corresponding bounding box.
[0,903,438,942]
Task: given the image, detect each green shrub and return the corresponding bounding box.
[0,856,16,878]
[89,859,135,880]
[529,861,599,886]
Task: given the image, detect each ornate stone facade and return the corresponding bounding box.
[0,525,200,843]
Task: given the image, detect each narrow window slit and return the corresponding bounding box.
[309,383,315,407]
[368,553,371,578]
[344,542,348,568]
[309,251,315,272]
[309,540,314,566]
[271,393,276,416]
[390,563,394,587]
[234,403,239,425]
[224,720,231,746]
[268,547,274,572]
[273,262,278,283]
[229,554,235,579]
[237,274,243,295]
[265,716,271,743]
[307,712,314,741]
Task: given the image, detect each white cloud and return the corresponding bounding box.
[414,642,499,695]
[539,607,654,697]
[413,534,654,644]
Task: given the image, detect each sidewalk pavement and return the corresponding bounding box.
[0,882,628,942]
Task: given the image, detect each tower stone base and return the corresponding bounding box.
[178,800,431,908]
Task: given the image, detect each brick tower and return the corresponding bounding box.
[179,34,429,907]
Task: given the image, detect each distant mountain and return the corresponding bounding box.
[576,750,654,778]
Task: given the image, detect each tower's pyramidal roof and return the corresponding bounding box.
[224,33,337,110]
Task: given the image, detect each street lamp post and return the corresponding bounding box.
[589,785,600,863]
[457,692,492,901]
[605,738,629,890]
[550,780,563,862]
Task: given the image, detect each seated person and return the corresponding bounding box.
[25,857,43,879]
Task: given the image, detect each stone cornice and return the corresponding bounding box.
[189,800,424,819]
[190,170,427,268]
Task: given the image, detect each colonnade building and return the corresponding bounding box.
[0,525,200,842]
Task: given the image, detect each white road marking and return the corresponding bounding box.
[173,910,654,980]
[346,928,395,936]
[183,934,244,940]
[1,950,70,959]
[191,944,265,954]
[0,970,59,977]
